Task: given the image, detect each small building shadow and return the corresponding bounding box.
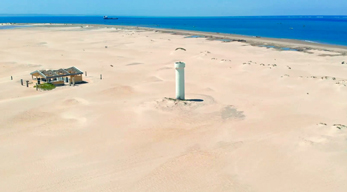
[71,81,89,86]
[76,81,89,85]
[56,81,89,87]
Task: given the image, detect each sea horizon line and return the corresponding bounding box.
[1,14,347,18]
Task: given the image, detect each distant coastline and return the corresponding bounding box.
[1,16,347,47]
[1,23,347,55]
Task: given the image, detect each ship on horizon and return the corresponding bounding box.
[103,16,118,20]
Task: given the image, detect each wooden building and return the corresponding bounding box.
[30,66,83,86]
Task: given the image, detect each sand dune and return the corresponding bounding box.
[0,25,347,192]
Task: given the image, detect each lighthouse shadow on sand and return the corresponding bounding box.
[185,99,204,102]
[165,97,204,102]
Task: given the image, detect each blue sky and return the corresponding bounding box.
[1,0,346,16]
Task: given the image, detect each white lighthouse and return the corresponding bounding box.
[175,62,185,100]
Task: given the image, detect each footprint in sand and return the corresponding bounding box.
[146,76,163,83]
[299,136,328,146]
[100,85,134,97]
[126,62,143,66]
[298,123,347,148]
[215,141,243,151]
[220,105,245,120]
[60,112,87,125]
[12,109,53,124]
[140,94,215,112]
[61,97,89,107]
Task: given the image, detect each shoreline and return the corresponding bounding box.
[141,26,347,54]
[2,23,347,54]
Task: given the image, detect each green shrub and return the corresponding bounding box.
[175,47,186,51]
[34,83,56,91]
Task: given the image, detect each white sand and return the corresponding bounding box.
[0,26,347,192]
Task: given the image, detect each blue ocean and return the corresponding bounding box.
[1,16,347,46]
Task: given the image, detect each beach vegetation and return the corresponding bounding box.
[175,47,186,51]
[34,83,56,91]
